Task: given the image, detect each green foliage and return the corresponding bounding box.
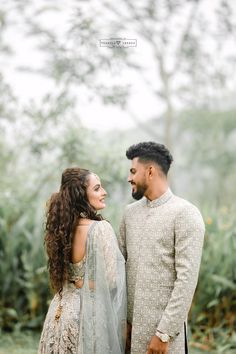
[0,198,49,331]
[189,207,236,352]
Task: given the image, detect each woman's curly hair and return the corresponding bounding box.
[45,167,102,293]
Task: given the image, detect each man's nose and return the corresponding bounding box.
[127,175,132,183]
[103,188,107,196]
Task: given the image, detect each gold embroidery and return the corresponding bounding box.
[55,304,63,321]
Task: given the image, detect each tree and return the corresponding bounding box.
[103,0,236,150]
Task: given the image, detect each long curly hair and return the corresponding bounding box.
[44,167,102,293]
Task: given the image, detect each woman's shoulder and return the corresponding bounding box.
[92,220,116,240]
[93,221,118,250]
[94,219,113,231]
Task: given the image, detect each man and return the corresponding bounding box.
[119,142,205,354]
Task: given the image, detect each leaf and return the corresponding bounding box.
[211,274,236,290]
[3,308,18,319]
[207,299,219,308]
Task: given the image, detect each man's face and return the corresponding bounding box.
[128,157,148,200]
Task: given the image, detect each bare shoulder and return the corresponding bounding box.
[74,220,94,234]
[72,222,96,264]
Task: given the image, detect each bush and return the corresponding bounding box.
[0,200,50,331]
[189,207,236,352]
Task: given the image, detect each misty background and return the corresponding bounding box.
[0,1,236,353]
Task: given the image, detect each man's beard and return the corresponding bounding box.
[132,184,147,200]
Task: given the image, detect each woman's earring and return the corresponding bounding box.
[79,212,88,218]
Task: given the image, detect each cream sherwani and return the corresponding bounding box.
[119,189,205,354]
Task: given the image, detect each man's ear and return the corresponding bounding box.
[147,165,155,178]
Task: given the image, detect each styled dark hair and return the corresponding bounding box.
[44,167,102,293]
[126,141,173,175]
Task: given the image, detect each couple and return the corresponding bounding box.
[38,142,205,354]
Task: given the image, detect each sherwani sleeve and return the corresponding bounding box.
[157,205,205,337]
[118,213,127,261]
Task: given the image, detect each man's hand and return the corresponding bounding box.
[146,335,169,354]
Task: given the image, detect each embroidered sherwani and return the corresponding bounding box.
[119,189,205,354]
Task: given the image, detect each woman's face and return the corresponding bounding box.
[86,173,107,210]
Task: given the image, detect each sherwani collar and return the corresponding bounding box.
[144,188,173,208]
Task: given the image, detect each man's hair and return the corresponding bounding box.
[126,141,173,175]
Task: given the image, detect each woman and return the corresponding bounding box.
[38,168,126,354]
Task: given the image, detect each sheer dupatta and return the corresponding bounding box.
[78,220,127,354]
